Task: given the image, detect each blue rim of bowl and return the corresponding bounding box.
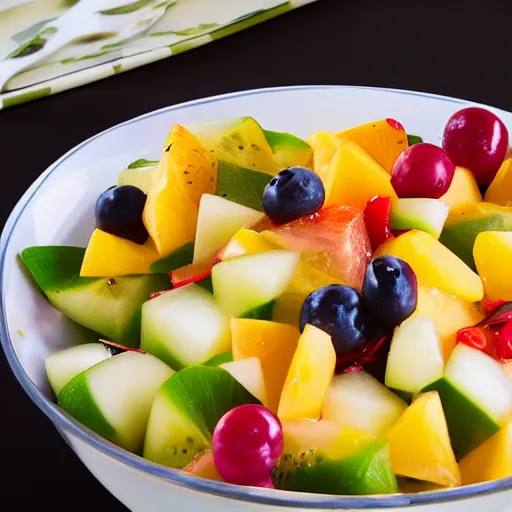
[2,85,512,508]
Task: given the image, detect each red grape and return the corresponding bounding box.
[442,107,509,185]
[391,143,455,198]
[212,404,283,487]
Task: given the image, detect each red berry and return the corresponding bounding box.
[481,298,508,314]
[363,195,393,251]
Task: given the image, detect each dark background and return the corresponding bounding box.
[1,0,510,509]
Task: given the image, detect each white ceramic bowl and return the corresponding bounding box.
[2,86,512,512]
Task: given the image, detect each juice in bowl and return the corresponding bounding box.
[3,86,512,512]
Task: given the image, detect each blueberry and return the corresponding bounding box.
[299,284,375,355]
[362,256,418,331]
[95,185,149,245]
[262,166,325,224]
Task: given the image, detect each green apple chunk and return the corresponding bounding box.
[45,343,111,396]
[58,351,173,453]
[192,194,262,263]
[390,198,450,239]
[212,250,300,318]
[203,351,233,367]
[423,343,512,459]
[322,371,407,437]
[21,246,171,347]
[385,316,445,396]
[143,365,260,468]
[264,129,313,169]
[140,284,231,370]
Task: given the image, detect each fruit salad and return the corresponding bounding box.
[21,109,512,496]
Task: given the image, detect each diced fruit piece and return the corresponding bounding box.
[143,365,260,468]
[440,166,482,208]
[386,391,460,487]
[306,131,341,179]
[219,357,268,407]
[322,139,397,209]
[117,160,157,194]
[141,284,230,370]
[203,351,233,367]
[21,246,171,347]
[460,421,512,485]
[363,195,393,251]
[473,231,512,301]
[231,318,299,413]
[59,351,173,453]
[267,205,371,290]
[277,324,336,422]
[193,194,262,264]
[497,322,512,360]
[385,316,445,394]
[262,167,325,225]
[80,228,160,277]
[322,371,407,436]
[45,343,111,396]
[215,228,277,262]
[300,285,375,356]
[362,255,418,331]
[275,420,397,495]
[439,202,512,271]
[484,158,512,206]
[212,250,300,318]
[143,124,217,256]
[336,118,408,173]
[264,130,313,169]
[95,185,149,245]
[442,107,509,185]
[182,450,223,481]
[212,404,283,487]
[375,229,484,303]
[149,243,194,274]
[391,143,455,199]
[390,198,450,239]
[456,326,489,352]
[169,260,212,289]
[424,343,512,459]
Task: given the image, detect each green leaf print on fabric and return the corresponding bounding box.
[3,87,51,107]
[8,28,57,59]
[99,0,154,15]
[11,18,57,44]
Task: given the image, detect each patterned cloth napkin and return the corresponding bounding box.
[0,0,316,110]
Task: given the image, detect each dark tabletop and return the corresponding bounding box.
[1,0,511,509]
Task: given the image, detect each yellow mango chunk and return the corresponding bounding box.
[80,228,159,277]
[375,229,484,303]
[459,421,512,485]
[474,231,512,301]
[386,391,461,487]
[277,324,336,422]
[323,140,398,210]
[307,131,342,180]
[484,158,512,207]
[143,125,217,256]
[336,119,408,174]
[231,318,300,414]
[412,284,485,360]
[440,166,482,208]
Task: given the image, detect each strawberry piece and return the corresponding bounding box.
[496,322,512,360]
[363,196,393,252]
[456,326,488,352]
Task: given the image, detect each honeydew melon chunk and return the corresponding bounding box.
[219,357,268,407]
[140,283,230,370]
[385,316,445,395]
[58,351,173,453]
[212,250,300,318]
[117,159,158,193]
[45,343,111,396]
[192,194,263,264]
[322,371,408,437]
[264,130,313,169]
[143,365,260,468]
[423,343,512,459]
[390,198,450,239]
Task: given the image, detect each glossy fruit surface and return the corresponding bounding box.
[262,167,325,224]
[95,185,149,244]
[364,195,393,251]
[362,255,418,331]
[442,107,509,185]
[390,143,455,199]
[212,404,283,486]
[299,284,375,355]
